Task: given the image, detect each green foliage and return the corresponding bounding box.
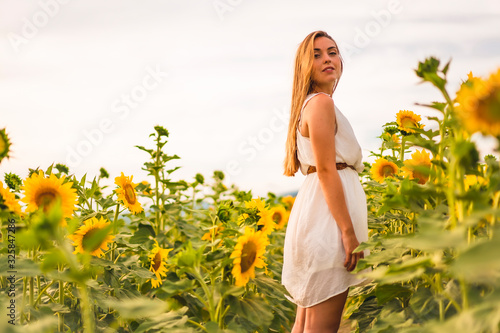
[346,57,500,332]
[1,57,499,332]
[0,125,295,333]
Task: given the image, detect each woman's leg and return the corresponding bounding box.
[304,288,349,333]
[291,305,306,333]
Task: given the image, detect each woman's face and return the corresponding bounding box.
[311,36,342,91]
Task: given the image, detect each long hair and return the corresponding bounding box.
[283,31,344,177]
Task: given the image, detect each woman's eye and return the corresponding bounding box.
[330,52,337,55]
[314,54,320,58]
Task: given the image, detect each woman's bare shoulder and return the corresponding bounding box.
[304,93,335,118]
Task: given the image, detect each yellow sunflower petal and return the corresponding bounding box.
[115,172,143,214]
[270,206,289,230]
[370,158,399,183]
[68,217,115,257]
[0,181,22,215]
[22,171,77,221]
[230,227,268,287]
[396,110,423,134]
[281,196,295,211]
[401,149,432,184]
[148,240,172,288]
[257,209,276,236]
[456,67,500,136]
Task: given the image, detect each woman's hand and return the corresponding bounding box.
[341,231,364,272]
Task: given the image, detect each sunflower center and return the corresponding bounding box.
[82,228,103,252]
[272,212,283,223]
[240,241,257,273]
[477,91,500,122]
[412,171,429,185]
[124,184,137,204]
[381,165,396,177]
[35,190,59,211]
[153,252,162,271]
[401,117,417,129]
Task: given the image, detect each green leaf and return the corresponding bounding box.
[103,296,169,320]
[227,292,274,328]
[450,228,500,284]
[134,307,190,333]
[409,286,440,320]
[375,284,412,305]
[157,278,196,298]
[130,223,155,244]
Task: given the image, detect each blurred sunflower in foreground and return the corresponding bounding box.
[455,69,500,137]
[401,149,432,185]
[148,240,172,288]
[68,217,115,257]
[115,172,143,214]
[22,171,77,223]
[231,227,268,287]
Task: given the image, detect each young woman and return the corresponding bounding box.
[282,31,369,332]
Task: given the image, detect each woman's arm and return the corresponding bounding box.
[303,94,363,272]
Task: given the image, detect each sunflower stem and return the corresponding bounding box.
[187,319,208,332]
[154,134,163,234]
[32,280,55,307]
[59,263,64,331]
[400,136,406,163]
[78,283,95,333]
[192,269,216,322]
[20,275,28,323]
[112,203,120,263]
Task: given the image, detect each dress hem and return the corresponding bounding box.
[283,276,371,308]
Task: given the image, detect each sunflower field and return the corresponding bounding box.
[1,56,499,333]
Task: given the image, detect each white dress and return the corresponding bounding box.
[282,92,370,308]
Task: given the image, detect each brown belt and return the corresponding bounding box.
[307,163,356,174]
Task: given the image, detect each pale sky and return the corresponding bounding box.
[1,0,500,197]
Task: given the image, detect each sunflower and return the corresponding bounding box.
[396,110,423,134]
[455,68,500,136]
[148,240,172,288]
[115,173,143,214]
[281,196,295,211]
[230,227,268,287]
[244,197,276,235]
[270,206,290,230]
[464,175,487,190]
[22,171,77,221]
[244,197,267,212]
[401,150,432,184]
[370,158,399,183]
[0,128,11,163]
[0,181,22,215]
[68,217,115,257]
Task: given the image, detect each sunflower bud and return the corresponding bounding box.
[4,173,22,192]
[0,128,11,163]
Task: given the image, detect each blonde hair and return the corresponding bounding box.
[283,31,344,177]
